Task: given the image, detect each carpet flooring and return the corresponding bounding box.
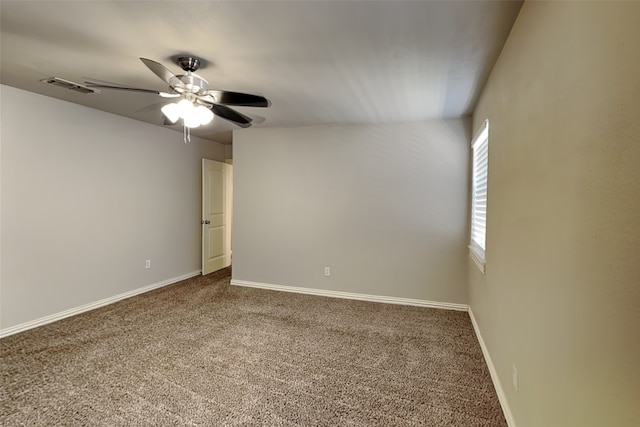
[1,268,507,426]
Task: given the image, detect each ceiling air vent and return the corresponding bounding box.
[41,77,97,94]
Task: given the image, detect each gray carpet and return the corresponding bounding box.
[1,267,507,426]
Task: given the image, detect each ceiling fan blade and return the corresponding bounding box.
[84,82,179,98]
[211,104,253,128]
[206,90,271,107]
[140,58,185,91]
[82,76,141,87]
[246,113,266,124]
[84,82,163,95]
[137,101,172,113]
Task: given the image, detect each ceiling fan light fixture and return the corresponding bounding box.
[162,99,214,128]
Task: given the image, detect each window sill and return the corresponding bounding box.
[468,246,486,274]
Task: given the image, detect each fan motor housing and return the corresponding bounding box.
[176,74,209,95]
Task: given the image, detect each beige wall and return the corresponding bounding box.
[224,143,233,162]
[232,120,470,304]
[470,2,640,426]
[1,85,225,329]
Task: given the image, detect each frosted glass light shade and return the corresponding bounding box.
[177,99,194,118]
[195,105,214,125]
[183,115,201,128]
[161,103,180,123]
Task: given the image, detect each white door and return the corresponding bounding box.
[202,159,231,275]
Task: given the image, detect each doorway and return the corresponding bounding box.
[202,159,232,275]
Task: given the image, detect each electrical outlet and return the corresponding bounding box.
[145,259,151,269]
[324,267,331,277]
[512,364,518,391]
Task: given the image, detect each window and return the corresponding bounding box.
[470,120,489,273]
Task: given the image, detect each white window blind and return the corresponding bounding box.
[470,120,489,271]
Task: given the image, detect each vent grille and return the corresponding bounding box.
[41,77,96,94]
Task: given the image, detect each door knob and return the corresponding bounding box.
[202,220,210,225]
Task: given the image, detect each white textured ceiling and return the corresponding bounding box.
[0,0,522,144]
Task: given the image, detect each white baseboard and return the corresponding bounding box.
[0,270,202,338]
[230,279,468,311]
[468,307,516,427]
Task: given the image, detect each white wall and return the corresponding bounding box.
[0,85,225,330]
[470,2,640,426]
[233,120,469,304]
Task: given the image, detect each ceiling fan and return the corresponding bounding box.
[84,56,270,141]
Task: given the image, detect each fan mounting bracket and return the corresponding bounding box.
[177,56,201,73]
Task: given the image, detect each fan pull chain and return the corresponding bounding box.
[183,124,191,144]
